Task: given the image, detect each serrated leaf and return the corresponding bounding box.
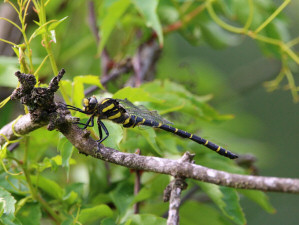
[132,0,163,46]
[99,0,131,54]
[16,203,41,225]
[141,80,232,121]
[78,205,113,224]
[239,189,276,214]
[0,187,16,215]
[198,182,246,225]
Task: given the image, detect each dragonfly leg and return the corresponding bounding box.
[74,115,95,129]
[97,119,109,144]
[59,103,86,113]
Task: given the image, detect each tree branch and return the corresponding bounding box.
[2,114,299,194]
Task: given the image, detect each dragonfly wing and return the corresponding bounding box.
[116,98,172,125]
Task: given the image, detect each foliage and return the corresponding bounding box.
[0,0,297,224]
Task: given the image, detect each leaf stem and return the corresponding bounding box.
[254,0,291,34]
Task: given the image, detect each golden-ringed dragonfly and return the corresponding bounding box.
[63,96,238,159]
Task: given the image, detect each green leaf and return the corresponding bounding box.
[58,134,74,176]
[109,182,134,216]
[131,187,152,204]
[31,176,64,200]
[16,203,41,225]
[0,214,22,225]
[78,205,113,224]
[74,75,103,88]
[127,214,166,225]
[139,128,163,156]
[61,218,74,225]
[198,182,246,225]
[199,20,240,49]
[0,187,16,215]
[132,0,163,46]
[180,201,231,225]
[101,218,117,225]
[63,190,79,206]
[113,86,162,103]
[32,155,76,172]
[141,80,231,121]
[60,80,73,100]
[48,16,68,31]
[99,0,131,53]
[73,75,103,107]
[239,189,276,214]
[0,57,19,88]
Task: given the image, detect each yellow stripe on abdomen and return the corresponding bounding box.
[123,117,131,125]
[108,112,121,119]
[102,103,115,112]
[137,118,145,125]
[101,99,109,104]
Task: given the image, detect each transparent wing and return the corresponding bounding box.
[116,98,172,125]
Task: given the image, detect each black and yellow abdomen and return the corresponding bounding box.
[120,115,238,159]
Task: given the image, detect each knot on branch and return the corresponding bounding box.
[163,177,188,202]
[163,152,194,202]
[11,69,66,129]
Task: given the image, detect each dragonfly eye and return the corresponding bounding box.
[83,96,98,112]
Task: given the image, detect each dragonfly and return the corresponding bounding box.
[63,96,238,159]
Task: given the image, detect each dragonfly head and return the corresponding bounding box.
[83,96,98,113]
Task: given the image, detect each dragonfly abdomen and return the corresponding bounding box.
[152,123,238,159]
[121,116,238,159]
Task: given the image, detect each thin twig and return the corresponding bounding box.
[87,1,111,78]
[164,152,192,225]
[133,149,142,214]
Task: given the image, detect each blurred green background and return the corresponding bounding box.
[160,33,299,224]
